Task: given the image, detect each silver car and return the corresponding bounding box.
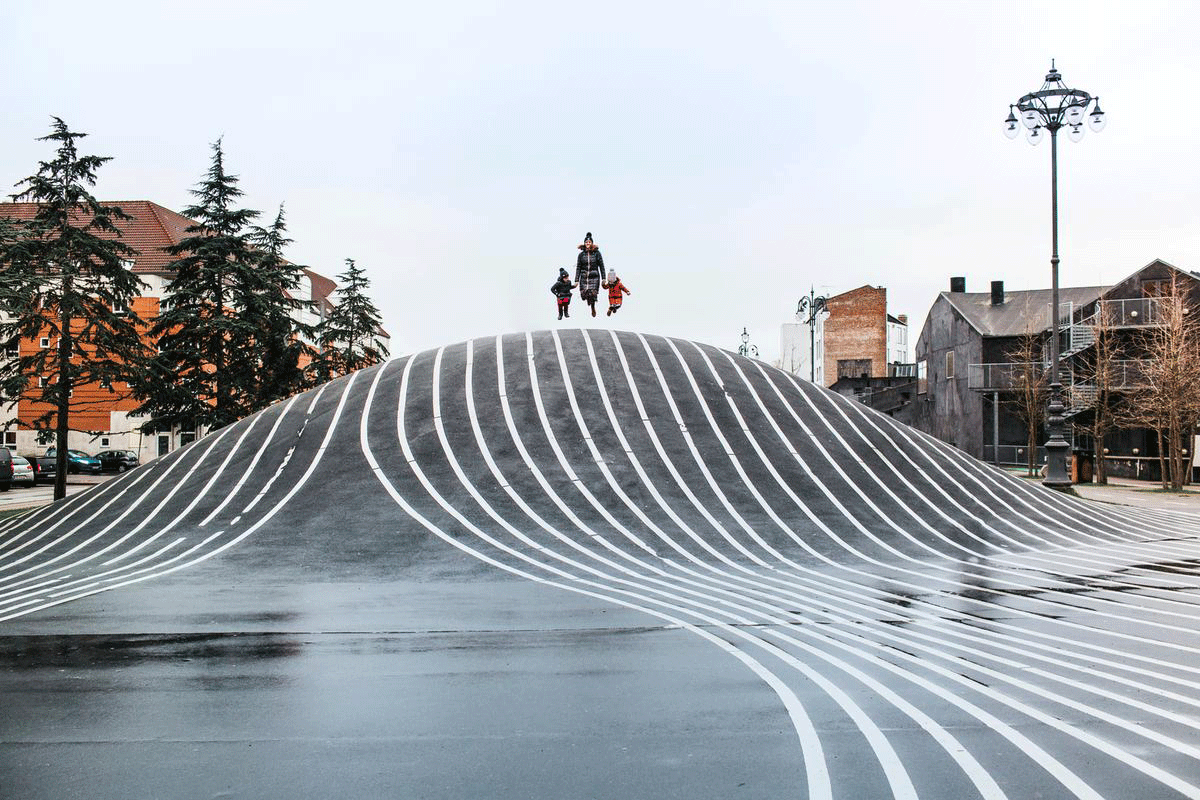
[11,455,35,487]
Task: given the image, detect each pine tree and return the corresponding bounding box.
[0,118,151,499]
[136,139,261,432]
[316,259,388,379]
[0,213,27,429]
[243,204,318,407]
[0,215,24,321]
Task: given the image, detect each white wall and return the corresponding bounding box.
[780,311,826,383]
[887,320,909,364]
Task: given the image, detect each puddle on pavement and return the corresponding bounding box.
[0,632,302,670]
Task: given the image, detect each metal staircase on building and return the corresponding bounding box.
[1060,319,1096,359]
[1059,317,1098,421]
[1065,383,1097,419]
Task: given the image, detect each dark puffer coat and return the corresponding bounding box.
[575,246,606,302]
[550,277,574,300]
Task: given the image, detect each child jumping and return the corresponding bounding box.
[550,268,576,320]
[602,271,631,316]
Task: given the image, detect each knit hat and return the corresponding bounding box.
[559,268,568,279]
[584,231,593,244]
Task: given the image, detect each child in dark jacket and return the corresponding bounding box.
[550,268,576,320]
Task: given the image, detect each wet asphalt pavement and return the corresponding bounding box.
[5,331,1200,799]
[3,578,795,799]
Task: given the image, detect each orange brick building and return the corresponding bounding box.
[822,285,909,387]
[0,201,349,461]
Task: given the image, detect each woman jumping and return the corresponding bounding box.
[574,231,606,317]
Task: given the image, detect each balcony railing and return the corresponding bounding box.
[853,382,917,413]
[971,358,1153,393]
[1102,359,1151,388]
[968,361,1045,391]
[1088,297,1164,327]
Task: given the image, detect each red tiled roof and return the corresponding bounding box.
[304,268,336,306]
[0,200,389,340]
[0,200,200,274]
[0,201,343,289]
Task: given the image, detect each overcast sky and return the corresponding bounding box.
[5,1,1198,363]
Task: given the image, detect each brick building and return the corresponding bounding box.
[822,285,909,387]
[0,200,366,462]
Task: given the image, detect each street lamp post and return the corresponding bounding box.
[1004,60,1105,489]
[738,327,759,358]
[796,288,828,383]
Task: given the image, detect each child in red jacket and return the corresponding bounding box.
[602,272,630,316]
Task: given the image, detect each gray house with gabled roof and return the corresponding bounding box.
[911,277,1104,461]
[912,260,1200,478]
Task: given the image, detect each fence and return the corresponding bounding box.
[983,444,1047,466]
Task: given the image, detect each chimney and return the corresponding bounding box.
[950,277,966,293]
[897,314,908,325]
[991,280,1005,305]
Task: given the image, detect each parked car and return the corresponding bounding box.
[20,454,56,485]
[96,449,140,473]
[0,448,11,491]
[44,448,102,474]
[10,455,35,487]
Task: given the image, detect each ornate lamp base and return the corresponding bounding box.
[1043,382,1073,489]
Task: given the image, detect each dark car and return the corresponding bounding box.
[45,447,102,474]
[20,454,57,485]
[96,449,140,473]
[0,448,11,491]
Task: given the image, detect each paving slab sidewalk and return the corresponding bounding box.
[1072,477,1200,513]
[0,474,111,513]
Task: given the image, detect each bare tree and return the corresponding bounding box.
[1120,275,1200,490]
[1006,310,1048,477]
[1071,301,1124,484]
